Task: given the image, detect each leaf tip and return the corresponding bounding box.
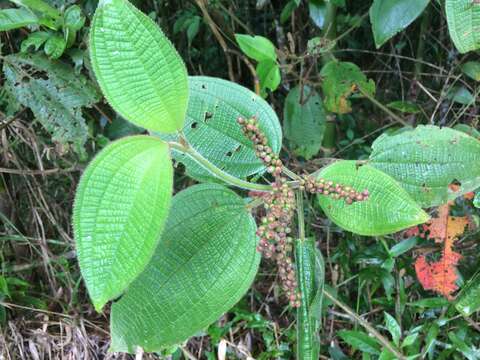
[416,209,430,225]
[93,300,106,313]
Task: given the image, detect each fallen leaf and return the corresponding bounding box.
[414,203,469,300]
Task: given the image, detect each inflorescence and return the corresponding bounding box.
[300,175,369,204]
[237,116,369,308]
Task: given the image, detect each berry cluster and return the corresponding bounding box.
[254,180,301,307]
[299,175,370,204]
[237,117,283,176]
[237,116,370,308]
[238,116,301,307]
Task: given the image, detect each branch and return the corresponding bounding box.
[168,141,273,192]
[323,289,407,360]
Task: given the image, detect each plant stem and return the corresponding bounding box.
[168,141,273,192]
[321,2,337,64]
[358,87,409,127]
[320,2,338,153]
[414,7,431,80]
[284,167,303,181]
[296,191,305,240]
[323,289,407,360]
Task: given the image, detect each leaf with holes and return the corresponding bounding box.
[3,53,99,151]
[446,0,480,53]
[369,125,480,207]
[284,85,326,160]
[89,0,188,133]
[73,136,173,311]
[316,161,429,236]
[110,184,260,353]
[320,61,375,114]
[369,0,429,48]
[157,76,282,182]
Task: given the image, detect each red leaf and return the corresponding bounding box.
[414,203,469,300]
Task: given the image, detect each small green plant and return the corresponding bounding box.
[72,0,480,358]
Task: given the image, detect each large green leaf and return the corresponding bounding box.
[110,184,260,353]
[159,76,282,182]
[89,0,188,133]
[284,85,326,160]
[446,0,480,53]
[73,136,173,312]
[369,125,480,207]
[0,8,39,31]
[369,0,429,48]
[3,53,99,151]
[317,161,429,236]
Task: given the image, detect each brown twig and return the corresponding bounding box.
[194,0,235,82]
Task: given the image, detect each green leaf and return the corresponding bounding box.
[309,0,327,28]
[387,100,421,114]
[0,8,38,31]
[307,36,336,56]
[283,85,326,160]
[295,238,325,360]
[73,136,173,312]
[338,330,381,355]
[256,60,281,97]
[369,125,480,207]
[408,297,449,308]
[158,76,282,182]
[89,0,189,133]
[455,272,480,316]
[453,124,480,139]
[186,15,200,44]
[280,0,299,24]
[474,191,480,208]
[401,332,420,348]
[21,31,49,52]
[63,5,85,31]
[446,0,480,53]
[447,85,474,105]
[448,332,479,360]
[235,34,277,62]
[10,0,61,20]
[3,53,99,150]
[110,184,260,353]
[379,350,396,360]
[389,237,418,257]
[44,34,66,59]
[320,61,375,114]
[316,161,429,236]
[461,61,480,81]
[384,312,401,346]
[369,0,429,48]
